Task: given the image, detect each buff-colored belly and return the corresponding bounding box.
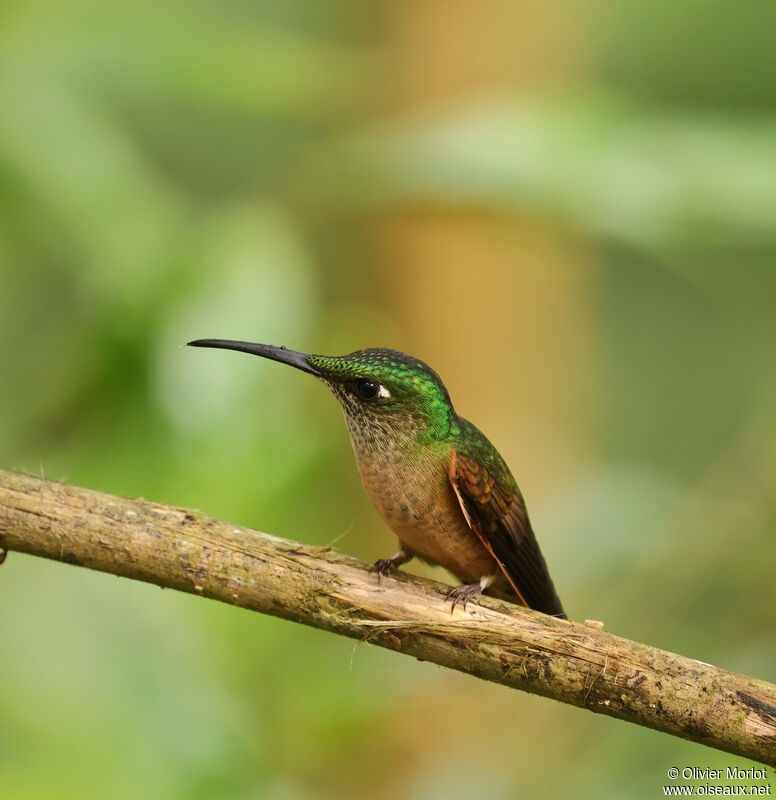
[355,448,498,582]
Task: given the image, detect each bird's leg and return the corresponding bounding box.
[371,547,413,581]
[446,574,496,613]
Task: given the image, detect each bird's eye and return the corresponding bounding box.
[354,379,380,401]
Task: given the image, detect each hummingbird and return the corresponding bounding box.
[188,339,566,618]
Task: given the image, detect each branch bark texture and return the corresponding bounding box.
[0,469,774,765]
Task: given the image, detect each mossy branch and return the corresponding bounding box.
[0,468,774,765]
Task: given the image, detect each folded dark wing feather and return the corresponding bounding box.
[449,445,566,618]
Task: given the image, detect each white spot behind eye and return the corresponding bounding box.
[378,385,391,398]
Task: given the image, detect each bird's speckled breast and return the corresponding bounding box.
[344,416,498,582]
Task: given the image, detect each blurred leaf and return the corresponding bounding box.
[309,96,776,255]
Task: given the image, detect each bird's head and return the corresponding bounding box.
[187,340,456,446]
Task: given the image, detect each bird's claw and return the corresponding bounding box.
[370,558,394,583]
[446,582,482,614]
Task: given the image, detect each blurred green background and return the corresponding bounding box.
[1,1,775,797]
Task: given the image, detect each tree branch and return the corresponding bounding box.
[0,468,774,765]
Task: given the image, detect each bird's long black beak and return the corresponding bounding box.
[187,339,321,376]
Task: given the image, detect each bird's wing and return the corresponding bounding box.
[448,430,566,618]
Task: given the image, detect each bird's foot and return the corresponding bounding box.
[370,549,411,582]
[446,582,482,613]
[0,549,6,566]
[371,558,396,581]
[446,574,496,613]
